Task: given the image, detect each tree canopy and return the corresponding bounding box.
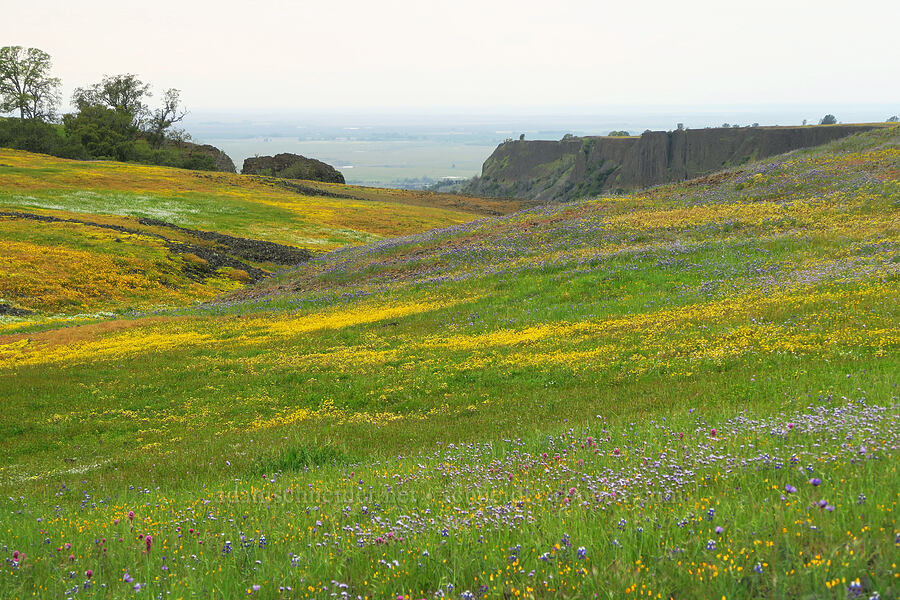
[72,74,151,123]
[145,88,187,149]
[63,105,139,161]
[0,46,61,120]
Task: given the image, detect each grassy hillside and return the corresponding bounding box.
[0,128,898,598]
[0,149,517,317]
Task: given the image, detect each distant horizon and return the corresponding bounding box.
[186,105,899,188]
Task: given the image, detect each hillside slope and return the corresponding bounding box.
[465,123,886,201]
[0,127,897,599]
[0,149,519,316]
[3,125,897,464]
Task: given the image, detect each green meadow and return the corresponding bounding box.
[0,128,898,599]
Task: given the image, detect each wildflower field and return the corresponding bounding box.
[0,149,512,317]
[0,128,898,599]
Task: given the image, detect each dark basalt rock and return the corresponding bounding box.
[185,143,237,173]
[241,153,344,184]
[0,210,312,286]
[0,303,32,316]
[465,124,885,202]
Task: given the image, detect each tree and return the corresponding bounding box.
[145,88,187,149]
[63,105,138,161]
[608,130,630,137]
[0,46,61,121]
[888,116,899,123]
[820,114,837,125]
[72,74,150,125]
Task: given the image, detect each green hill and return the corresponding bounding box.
[0,128,898,599]
[0,148,520,319]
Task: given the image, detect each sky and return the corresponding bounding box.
[2,0,899,114]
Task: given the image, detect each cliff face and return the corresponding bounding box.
[242,153,345,184]
[466,125,882,202]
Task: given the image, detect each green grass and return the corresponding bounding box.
[0,128,898,598]
[0,148,517,318]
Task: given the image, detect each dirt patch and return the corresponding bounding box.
[0,316,175,346]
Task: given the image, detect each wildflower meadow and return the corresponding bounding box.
[0,127,898,599]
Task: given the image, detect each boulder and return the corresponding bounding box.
[241,153,344,183]
[182,142,236,173]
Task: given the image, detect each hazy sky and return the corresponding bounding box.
[3,0,898,113]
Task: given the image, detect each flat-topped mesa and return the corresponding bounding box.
[465,124,885,202]
[241,153,345,184]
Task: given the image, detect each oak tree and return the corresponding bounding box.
[0,46,61,121]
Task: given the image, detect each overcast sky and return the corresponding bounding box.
[3,0,898,113]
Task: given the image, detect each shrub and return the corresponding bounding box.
[0,117,72,156]
[63,105,138,161]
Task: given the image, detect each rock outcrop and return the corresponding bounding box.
[241,153,344,184]
[181,142,236,173]
[465,124,885,202]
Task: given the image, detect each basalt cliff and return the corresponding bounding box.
[464,124,884,202]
